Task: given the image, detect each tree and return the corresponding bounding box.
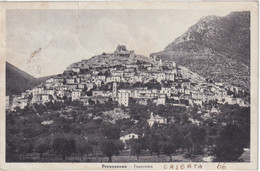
[52,135,76,160]
[162,142,176,161]
[45,101,55,110]
[129,139,143,159]
[115,139,125,152]
[102,100,116,111]
[88,134,105,157]
[33,103,47,113]
[128,103,149,120]
[101,139,124,162]
[190,125,206,154]
[214,124,244,162]
[181,126,193,153]
[17,140,33,160]
[35,143,49,159]
[76,137,93,161]
[101,123,120,139]
[149,129,164,157]
[115,119,135,132]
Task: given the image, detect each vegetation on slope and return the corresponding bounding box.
[152,11,250,90]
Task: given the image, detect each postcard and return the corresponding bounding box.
[0,1,258,170]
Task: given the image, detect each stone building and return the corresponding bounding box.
[118,89,130,107]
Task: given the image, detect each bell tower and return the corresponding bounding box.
[112,82,117,98]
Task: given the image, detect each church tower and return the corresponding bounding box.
[112,82,117,98]
[159,59,163,66]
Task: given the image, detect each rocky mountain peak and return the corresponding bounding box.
[151,11,250,91]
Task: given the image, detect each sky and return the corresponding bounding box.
[6,9,235,78]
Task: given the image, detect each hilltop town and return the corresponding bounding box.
[8,45,249,113]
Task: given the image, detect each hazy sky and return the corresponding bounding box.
[7,9,235,77]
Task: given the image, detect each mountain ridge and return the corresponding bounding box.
[151,11,250,91]
[6,62,54,96]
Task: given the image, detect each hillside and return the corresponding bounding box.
[6,62,52,96]
[66,45,157,71]
[64,45,208,84]
[151,11,250,90]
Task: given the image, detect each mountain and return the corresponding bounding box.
[6,62,53,96]
[151,11,250,91]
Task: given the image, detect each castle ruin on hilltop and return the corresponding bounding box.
[113,45,135,58]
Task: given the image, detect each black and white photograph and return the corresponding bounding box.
[0,1,258,170]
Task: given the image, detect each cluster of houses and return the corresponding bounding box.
[7,46,249,112]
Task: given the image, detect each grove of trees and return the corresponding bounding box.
[6,100,250,162]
